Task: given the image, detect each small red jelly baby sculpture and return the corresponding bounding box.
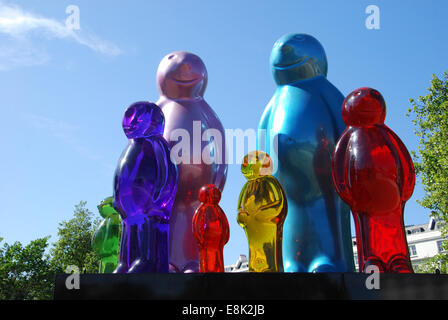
[332,87,415,273]
[192,184,230,272]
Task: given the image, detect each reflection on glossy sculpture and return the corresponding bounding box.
[192,184,229,273]
[332,87,415,273]
[237,151,287,272]
[113,101,178,273]
[257,33,354,272]
[157,51,227,273]
[91,196,121,273]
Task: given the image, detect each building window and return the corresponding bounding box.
[437,240,446,253]
[409,245,417,256]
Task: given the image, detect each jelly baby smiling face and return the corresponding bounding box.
[241,151,273,180]
[198,184,221,205]
[157,51,207,99]
[270,33,328,85]
[342,87,386,127]
[97,197,118,219]
[122,102,165,139]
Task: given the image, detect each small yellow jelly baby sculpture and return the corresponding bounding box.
[237,151,287,272]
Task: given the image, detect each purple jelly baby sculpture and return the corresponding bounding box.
[156,51,228,273]
[113,101,178,273]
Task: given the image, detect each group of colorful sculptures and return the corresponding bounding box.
[91,33,415,274]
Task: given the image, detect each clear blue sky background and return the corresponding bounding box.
[0,0,447,265]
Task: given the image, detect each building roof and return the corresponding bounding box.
[352,218,442,241]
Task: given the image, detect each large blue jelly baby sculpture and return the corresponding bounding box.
[257,33,354,272]
[113,101,178,273]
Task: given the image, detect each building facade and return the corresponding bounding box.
[353,218,446,271]
[225,254,249,272]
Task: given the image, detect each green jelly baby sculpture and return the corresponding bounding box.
[91,196,121,273]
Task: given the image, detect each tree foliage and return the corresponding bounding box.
[50,201,101,274]
[408,71,448,272]
[0,201,101,300]
[0,237,55,300]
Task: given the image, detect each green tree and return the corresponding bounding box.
[408,71,448,272]
[0,237,55,300]
[0,201,103,300]
[50,201,101,274]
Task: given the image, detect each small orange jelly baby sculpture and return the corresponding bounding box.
[237,151,287,272]
[192,184,230,272]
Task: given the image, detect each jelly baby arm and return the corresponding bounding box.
[152,138,178,219]
[192,208,205,245]
[91,220,106,255]
[257,96,274,152]
[319,80,346,136]
[384,125,416,201]
[237,182,250,228]
[103,214,120,254]
[253,177,285,222]
[221,209,230,244]
[207,113,228,191]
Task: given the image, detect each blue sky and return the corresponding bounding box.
[0,0,446,266]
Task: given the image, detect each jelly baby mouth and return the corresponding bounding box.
[356,109,377,114]
[171,77,201,85]
[274,56,309,70]
[353,110,380,120]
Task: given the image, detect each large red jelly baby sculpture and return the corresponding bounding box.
[192,184,229,273]
[332,87,415,273]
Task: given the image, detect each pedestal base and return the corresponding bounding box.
[54,273,448,300]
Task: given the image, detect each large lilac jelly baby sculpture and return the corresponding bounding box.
[332,88,415,273]
[156,51,227,273]
[113,101,178,273]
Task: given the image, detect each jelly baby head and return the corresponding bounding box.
[122,101,165,139]
[270,33,328,85]
[342,87,386,127]
[157,51,207,99]
[97,196,118,219]
[198,184,221,205]
[241,151,273,180]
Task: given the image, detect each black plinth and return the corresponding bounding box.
[54,273,448,300]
